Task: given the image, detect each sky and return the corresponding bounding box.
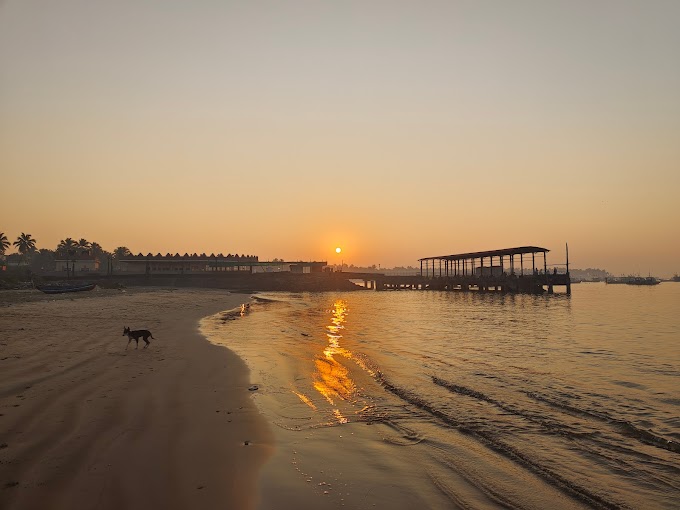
[1,0,679,275]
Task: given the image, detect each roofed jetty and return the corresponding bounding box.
[365,246,571,294]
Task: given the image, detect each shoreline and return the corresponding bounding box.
[201,294,466,510]
[0,288,273,510]
[3,271,367,293]
[200,292,601,510]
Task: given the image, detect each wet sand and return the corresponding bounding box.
[0,287,273,510]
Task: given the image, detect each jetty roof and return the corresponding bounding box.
[419,246,549,262]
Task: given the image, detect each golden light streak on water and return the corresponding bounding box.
[333,409,349,424]
[292,390,317,410]
[311,300,356,413]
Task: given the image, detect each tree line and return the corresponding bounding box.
[0,231,131,271]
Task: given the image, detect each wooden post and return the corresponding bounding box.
[566,243,571,295]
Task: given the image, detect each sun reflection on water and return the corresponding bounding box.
[293,390,317,411]
[310,300,354,424]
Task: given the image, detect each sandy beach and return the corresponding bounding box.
[0,287,273,510]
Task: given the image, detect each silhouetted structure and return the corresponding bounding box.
[365,246,571,294]
[114,253,327,275]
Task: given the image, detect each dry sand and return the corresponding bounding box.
[0,287,273,510]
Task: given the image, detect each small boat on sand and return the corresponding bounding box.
[36,282,97,294]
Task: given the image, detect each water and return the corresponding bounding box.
[202,283,680,509]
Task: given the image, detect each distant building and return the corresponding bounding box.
[3,253,28,268]
[290,262,327,274]
[55,253,100,274]
[113,254,330,275]
[115,253,259,274]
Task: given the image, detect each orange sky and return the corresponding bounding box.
[1,1,679,275]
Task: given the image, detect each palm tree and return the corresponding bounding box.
[77,238,91,251]
[0,232,9,255]
[113,246,131,259]
[90,242,104,257]
[13,232,37,263]
[57,238,77,257]
[88,242,108,273]
[112,246,131,274]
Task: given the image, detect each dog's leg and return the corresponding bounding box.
[126,338,131,350]
[136,339,139,349]
[143,339,150,349]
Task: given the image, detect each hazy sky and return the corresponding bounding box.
[1,1,679,275]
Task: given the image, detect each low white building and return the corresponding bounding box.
[55,254,100,274]
[116,253,259,274]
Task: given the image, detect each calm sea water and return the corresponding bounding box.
[203,283,680,509]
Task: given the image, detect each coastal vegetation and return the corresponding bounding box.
[0,231,666,283]
[12,232,36,261]
[0,232,10,255]
[0,231,119,276]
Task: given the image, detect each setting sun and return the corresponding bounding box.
[335,247,342,254]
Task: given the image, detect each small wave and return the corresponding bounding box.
[380,420,426,446]
[578,350,616,357]
[431,377,496,404]
[611,419,680,454]
[252,296,277,303]
[525,392,680,454]
[431,377,606,443]
[375,375,624,509]
[612,380,647,390]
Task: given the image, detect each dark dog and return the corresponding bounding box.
[123,326,154,349]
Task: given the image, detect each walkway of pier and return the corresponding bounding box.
[358,246,571,294]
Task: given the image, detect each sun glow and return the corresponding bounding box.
[335,247,342,254]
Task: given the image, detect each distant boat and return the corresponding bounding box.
[605,276,660,286]
[36,282,97,294]
[672,274,680,282]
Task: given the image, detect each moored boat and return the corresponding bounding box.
[605,276,660,286]
[36,282,97,294]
